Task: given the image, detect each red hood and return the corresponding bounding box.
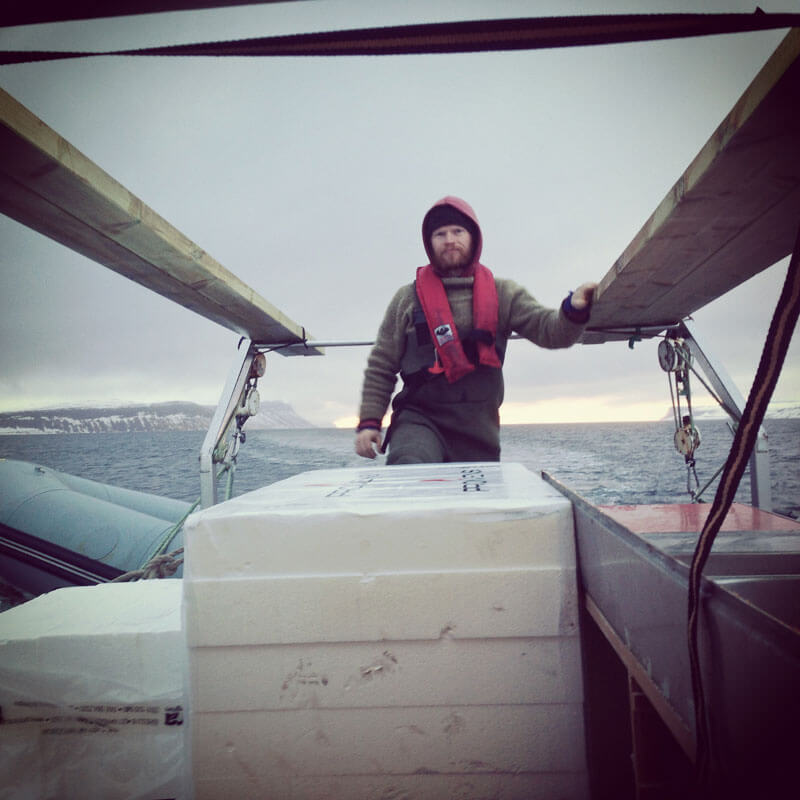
[422,196,483,272]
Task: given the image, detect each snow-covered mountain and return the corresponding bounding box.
[661,402,800,422]
[0,401,315,434]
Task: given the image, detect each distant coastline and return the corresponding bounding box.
[0,401,315,435]
[1,400,797,436]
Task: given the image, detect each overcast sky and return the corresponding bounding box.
[0,0,798,427]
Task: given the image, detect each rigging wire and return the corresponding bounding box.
[683,362,727,415]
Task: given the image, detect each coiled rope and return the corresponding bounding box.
[687,227,800,794]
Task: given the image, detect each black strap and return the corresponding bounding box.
[687,223,800,794]
[4,12,800,65]
[412,305,431,347]
[467,328,494,345]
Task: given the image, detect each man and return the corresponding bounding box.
[355,196,597,464]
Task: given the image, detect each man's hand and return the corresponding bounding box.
[355,428,382,459]
[571,282,598,310]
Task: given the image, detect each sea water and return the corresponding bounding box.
[1,420,798,518]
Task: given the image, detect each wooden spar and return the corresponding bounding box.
[585,28,800,344]
[3,29,798,352]
[0,88,322,356]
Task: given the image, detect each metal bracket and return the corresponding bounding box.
[676,318,772,511]
[199,340,261,508]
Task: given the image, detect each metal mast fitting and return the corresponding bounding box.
[676,319,772,511]
[199,341,265,508]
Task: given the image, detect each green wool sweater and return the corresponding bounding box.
[358,276,586,426]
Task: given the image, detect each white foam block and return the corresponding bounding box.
[183,463,576,580]
[192,704,588,781]
[193,771,590,800]
[0,581,187,800]
[190,636,584,712]
[183,464,587,799]
[185,566,578,647]
[0,580,184,702]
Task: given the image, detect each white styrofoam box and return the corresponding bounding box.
[0,580,187,800]
[0,581,184,703]
[194,771,590,800]
[191,704,588,782]
[191,636,584,712]
[183,463,575,580]
[184,463,587,798]
[185,565,578,647]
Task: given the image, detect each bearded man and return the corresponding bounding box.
[355,196,597,464]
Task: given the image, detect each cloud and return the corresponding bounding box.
[0,3,796,425]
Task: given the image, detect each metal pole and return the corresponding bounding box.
[199,340,257,508]
[268,327,673,351]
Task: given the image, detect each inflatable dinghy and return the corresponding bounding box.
[0,459,190,595]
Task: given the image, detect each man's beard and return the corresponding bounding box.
[433,247,473,274]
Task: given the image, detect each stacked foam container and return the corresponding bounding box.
[184,462,589,799]
[0,580,186,800]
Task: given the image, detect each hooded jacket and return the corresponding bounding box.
[357,197,589,456]
[415,196,502,383]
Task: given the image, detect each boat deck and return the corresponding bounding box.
[545,477,800,797]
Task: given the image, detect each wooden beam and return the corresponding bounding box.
[585,28,800,343]
[0,88,322,356]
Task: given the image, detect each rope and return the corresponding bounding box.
[223,458,236,500]
[666,338,702,501]
[3,12,800,65]
[687,226,800,794]
[686,456,700,502]
[110,547,184,582]
[685,361,727,415]
[110,462,231,583]
[668,364,680,430]
[694,461,727,503]
[683,362,700,501]
[149,497,201,558]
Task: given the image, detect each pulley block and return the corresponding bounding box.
[658,338,692,372]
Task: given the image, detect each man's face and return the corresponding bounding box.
[430,224,474,274]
